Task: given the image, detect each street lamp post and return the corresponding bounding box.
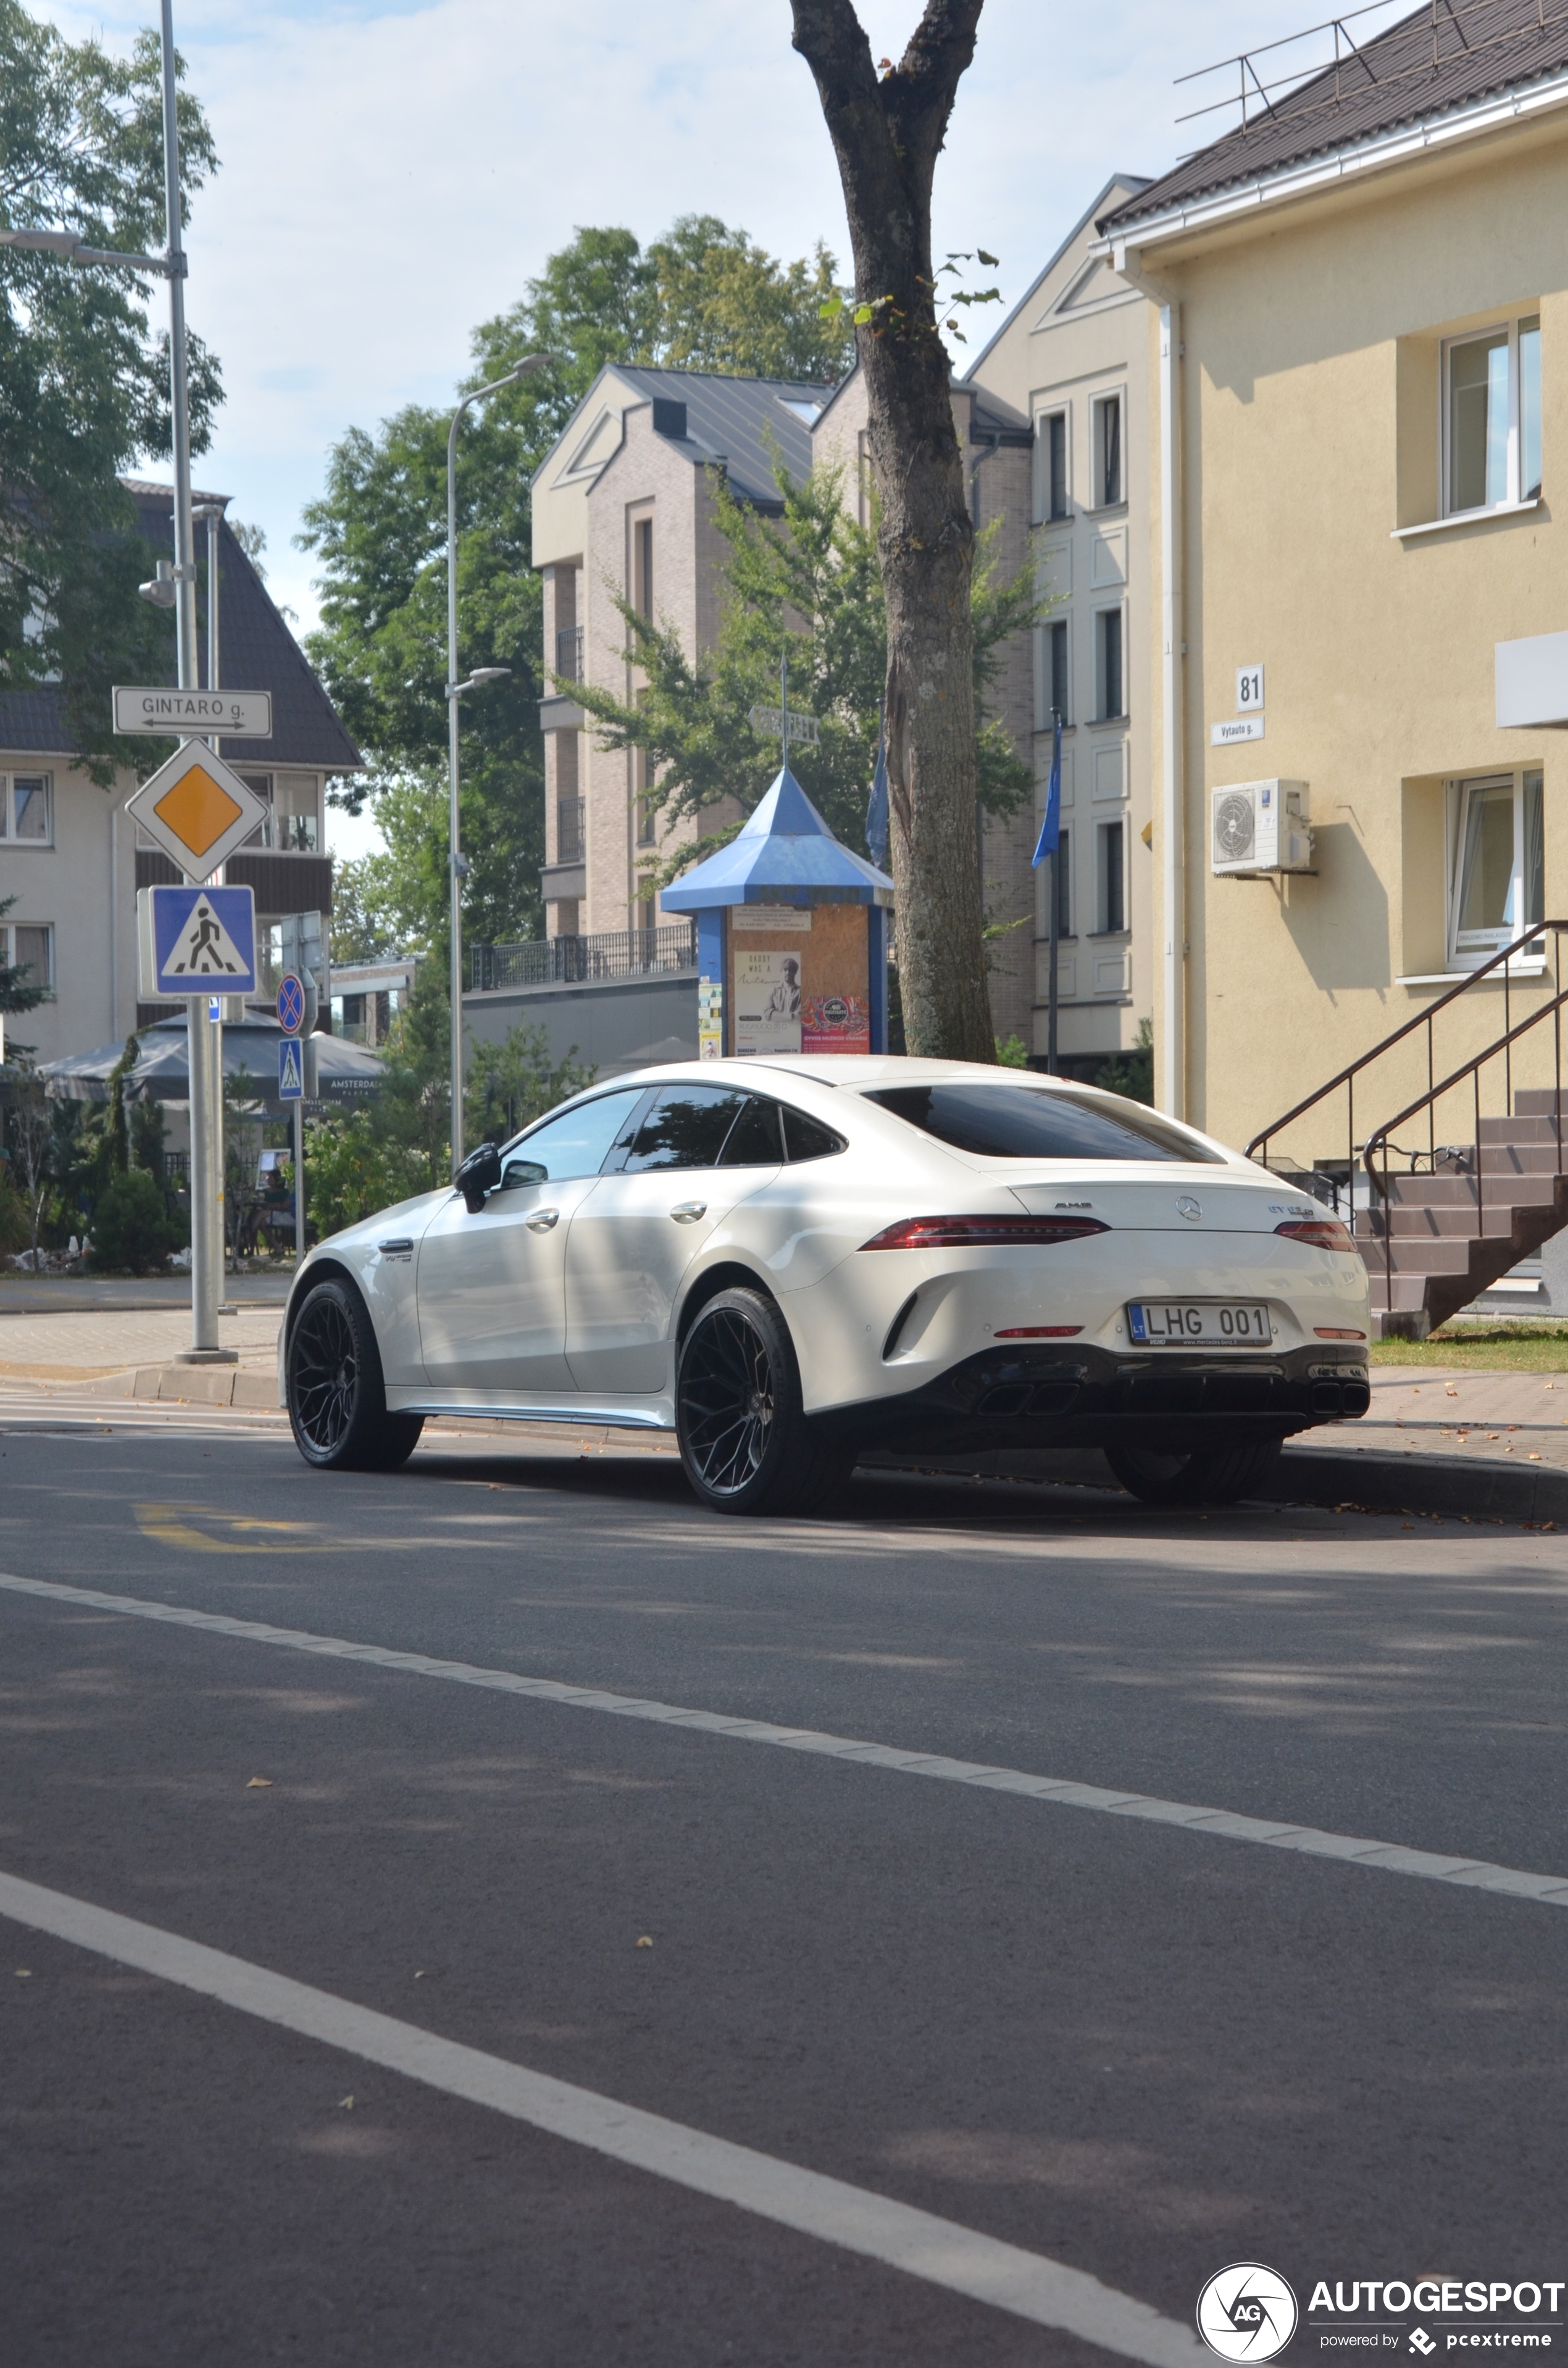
[446,354,551,1180]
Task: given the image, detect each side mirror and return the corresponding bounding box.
[454,1140,501,1213]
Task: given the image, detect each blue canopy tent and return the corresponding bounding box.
[661,769,894,1057]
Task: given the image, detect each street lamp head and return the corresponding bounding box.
[0,227,81,257]
[506,353,555,384]
[469,666,510,686]
[138,559,177,609]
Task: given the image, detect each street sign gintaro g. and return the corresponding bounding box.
[114,685,273,739]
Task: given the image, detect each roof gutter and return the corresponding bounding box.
[1111,247,1185,1121]
[1091,61,1568,257]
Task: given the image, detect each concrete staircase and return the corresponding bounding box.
[1362,1090,1568,1336]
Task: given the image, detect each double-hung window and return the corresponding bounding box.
[1,920,52,990]
[1449,769,1544,967]
[1041,412,1069,521]
[1096,820,1127,935]
[1445,315,1541,516]
[1093,392,1122,508]
[1045,617,1070,724]
[0,772,51,843]
[1095,608,1124,722]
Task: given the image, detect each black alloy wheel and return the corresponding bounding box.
[676,1286,851,1517]
[286,1276,423,1472]
[1106,1437,1282,1507]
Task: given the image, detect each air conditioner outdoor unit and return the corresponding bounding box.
[1211,778,1313,876]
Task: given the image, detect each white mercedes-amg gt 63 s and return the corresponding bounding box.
[280,1056,1371,1514]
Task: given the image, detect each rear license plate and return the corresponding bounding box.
[1127,1300,1272,1347]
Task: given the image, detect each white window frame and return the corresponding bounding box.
[1446,768,1545,970]
[1042,614,1070,729]
[1038,408,1070,524]
[1095,817,1128,937]
[1441,313,1541,519]
[1091,390,1124,509]
[1093,603,1126,723]
[0,771,53,845]
[2,919,54,989]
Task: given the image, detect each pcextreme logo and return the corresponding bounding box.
[1199,2265,1300,2361]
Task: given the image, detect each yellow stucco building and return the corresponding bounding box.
[1100,0,1568,1196]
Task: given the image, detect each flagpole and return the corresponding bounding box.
[1048,842,1059,1075]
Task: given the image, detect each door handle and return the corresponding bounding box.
[670,1200,707,1223]
[525,1207,560,1232]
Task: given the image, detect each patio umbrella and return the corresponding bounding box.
[43,1016,386,1108]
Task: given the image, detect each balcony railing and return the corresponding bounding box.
[471,924,697,992]
[555,796,585,864]
[554,626,583,683]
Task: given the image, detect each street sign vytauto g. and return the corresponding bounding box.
[138,883,258,998]
[114,685,273,739]
[125,740,271,883]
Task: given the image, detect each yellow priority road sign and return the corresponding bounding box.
[125,740,271,884]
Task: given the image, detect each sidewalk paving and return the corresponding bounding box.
[4,1295,1565,1518]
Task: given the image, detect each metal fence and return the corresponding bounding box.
[471,924,698,992]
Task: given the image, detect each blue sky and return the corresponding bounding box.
[49,0,1406,857]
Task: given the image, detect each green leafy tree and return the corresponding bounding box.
[298,217,854,962]
[302,1108,427,1242]
[0,2,221,779]
[568,457,1043,881]
[90,1166,179,1273]
[466,1022,595,1147]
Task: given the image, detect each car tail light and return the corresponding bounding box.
[1275,1219,1356,1253]
[859,1215,1111,1250]
[1315,1326,1367,1341]
[995,1324,1083,1338]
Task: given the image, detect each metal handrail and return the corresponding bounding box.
[1247,923,1566,1169]
[1361,945,1568,1313]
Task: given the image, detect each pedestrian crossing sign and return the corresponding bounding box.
[278,1037,304,1101]
[138,883,257,998]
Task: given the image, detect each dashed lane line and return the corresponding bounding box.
[0,1868,1198,2364]
[4,1569,1567,1909]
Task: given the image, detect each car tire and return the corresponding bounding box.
[1105,1437,1282,1507]
[286,1276,423,1473]
[677,1286,853,1517]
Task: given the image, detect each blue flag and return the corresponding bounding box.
[1031,713,1062,867]
[865,715,889,872]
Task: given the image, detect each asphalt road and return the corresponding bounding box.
[2,1412,1566,2367]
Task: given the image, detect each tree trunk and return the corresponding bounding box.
[791,0,993,1062]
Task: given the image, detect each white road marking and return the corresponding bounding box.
[0,1867,1198,2363]
[5,1572,1566,1908]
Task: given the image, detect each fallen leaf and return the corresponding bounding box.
[635,1935,654,1949]
[246,1776,272,1789]
[1487,1433,1500,1441]
[1529,1453,1542,1462]
[414,1970,425,1979]
[1401,1523,1414,1530]
[339,2095,354,2110]
[14,1968,31,1979]
[1445,1386,1459,1396]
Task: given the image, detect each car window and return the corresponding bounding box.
[862,1081,1226,1164]
[718,1095,784,1166]
[780,1105,846,1162]
[504,1088,646,1184]
[622,1085,749,1173]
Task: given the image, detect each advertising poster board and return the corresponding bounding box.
[734,948,802,1055]
[802,993,870,1055]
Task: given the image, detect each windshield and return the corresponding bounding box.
[863,1081,1227,1165]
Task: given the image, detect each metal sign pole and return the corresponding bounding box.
[293,1100,304,1274]
[159,0,227,1366]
